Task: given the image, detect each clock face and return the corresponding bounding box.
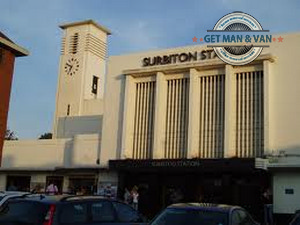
[64,58,79,76]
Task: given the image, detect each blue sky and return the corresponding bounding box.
[1,0,300,139]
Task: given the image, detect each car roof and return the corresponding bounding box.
[167,203,242,213]
[0,191,29,196]
[10,195,116,204]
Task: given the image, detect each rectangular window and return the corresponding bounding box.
[285,189,294,195]
[67,104,70,116]
[92,76,99,94]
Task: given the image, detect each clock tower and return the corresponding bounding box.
[53,20,111,137]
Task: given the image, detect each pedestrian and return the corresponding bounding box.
[46,182,58,195]
[7,181,18,191]
[124,188,131,204]
[131,186,139,210]
[105,184,112,198]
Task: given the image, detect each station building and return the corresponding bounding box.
[1,20,300,219]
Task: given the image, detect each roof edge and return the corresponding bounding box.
[59,19,111,35]
[0,37,29,57]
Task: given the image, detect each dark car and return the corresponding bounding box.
[0,195,146,225]
[289,211,300,225]
[149,203,260,225]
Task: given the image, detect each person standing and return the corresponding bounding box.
[131,186,139,210]
[7,182,18,191]
[46,182,58,195]
[124,188,131,204]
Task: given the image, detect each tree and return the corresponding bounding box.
[5,129,18,140]
[38,132,52,139]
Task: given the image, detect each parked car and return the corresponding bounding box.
[149,203,260,225]
[0,195,146,225]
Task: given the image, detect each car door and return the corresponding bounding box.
[89,200,117,225]
[112,201,146,225]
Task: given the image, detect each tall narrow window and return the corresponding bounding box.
[67,104,70,116]
[165,78,189,159]
[235,71,264,157]
[92,76,99,95]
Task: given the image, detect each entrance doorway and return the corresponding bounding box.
[6,175,31,192]
[69,175,96,195]
[119,171,268,221]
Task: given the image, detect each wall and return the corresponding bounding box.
[2,133,102,168]
[264,33,300,154]
[56,115,102,139]
[0,48,15,165]
[82,99,104,115]
[2,139,68,168]
[72,134,100,166]
[0,175,6,190]
[273,172,300,214]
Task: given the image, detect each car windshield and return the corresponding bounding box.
[150,208,228,225]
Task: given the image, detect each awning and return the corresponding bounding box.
[109,158,262,173]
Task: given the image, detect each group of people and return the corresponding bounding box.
[124,186,139,210]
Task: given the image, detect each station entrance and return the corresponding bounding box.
[110,158,270,222]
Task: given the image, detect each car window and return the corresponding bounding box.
[290,214,300,225]
[113,201,140,222]
[91,201,116,222]
[232,210,242,225]
[232,209,254,225]
[0,200,48,224]
[59,202,88,224]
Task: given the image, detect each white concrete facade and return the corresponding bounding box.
[1,20,300,196]
[102,33,300,162]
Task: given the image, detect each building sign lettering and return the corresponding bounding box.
[142,50,217,67]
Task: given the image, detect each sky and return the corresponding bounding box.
[1,0,300,139]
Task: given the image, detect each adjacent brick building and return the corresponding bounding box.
[0,32,28,165]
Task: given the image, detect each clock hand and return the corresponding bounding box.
[68,65,73,73]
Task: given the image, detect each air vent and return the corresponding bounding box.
[69,33,79,54]
[61,37,66,55]
[85,33,106,59]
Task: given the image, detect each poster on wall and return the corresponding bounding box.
[97,182,118,199]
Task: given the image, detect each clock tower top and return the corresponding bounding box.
[59,19,112,35]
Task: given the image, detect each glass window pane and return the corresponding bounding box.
[113,201,139,222]
[59,203,87,224]
[91,201,115,222]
